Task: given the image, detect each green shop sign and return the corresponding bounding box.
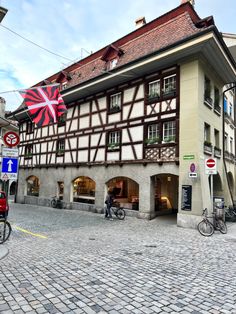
[183,155,195,160]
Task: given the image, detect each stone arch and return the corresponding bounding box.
[26,175,40,196]
[72,176,96,204]
[106,176,139,211]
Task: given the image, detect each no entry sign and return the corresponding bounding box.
[205,158,217,174]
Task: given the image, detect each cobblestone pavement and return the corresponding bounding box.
[0,203,236,314]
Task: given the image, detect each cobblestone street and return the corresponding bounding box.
[0,203,236,314]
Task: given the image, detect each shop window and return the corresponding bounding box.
[26,176,40,197]
[163,121,176,143]
[73,176,95,204]
[106,177,139,210]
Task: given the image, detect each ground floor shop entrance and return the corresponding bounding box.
[152,174,178,216]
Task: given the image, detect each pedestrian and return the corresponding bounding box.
[105,187,115,220]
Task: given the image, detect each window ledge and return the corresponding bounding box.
[108,107,121,114]
[204,99,213,109]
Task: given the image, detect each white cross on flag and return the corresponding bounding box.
[20,85,67,127]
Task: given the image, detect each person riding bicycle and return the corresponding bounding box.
[105,187,115,220]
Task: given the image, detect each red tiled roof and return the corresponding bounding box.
[37,3,214,90]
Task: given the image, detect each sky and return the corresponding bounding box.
[1,0,236,112]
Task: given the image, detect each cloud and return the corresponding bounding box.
[1,0,236,112]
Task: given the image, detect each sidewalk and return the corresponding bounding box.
[0,245,8,260]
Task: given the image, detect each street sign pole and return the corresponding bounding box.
[211,174,213,212]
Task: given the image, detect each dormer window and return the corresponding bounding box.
[61,82,68,90]
[101,44,124,71]
[110,58,118,70]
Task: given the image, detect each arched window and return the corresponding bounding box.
[27,176,40,197]
[73,176,95,204]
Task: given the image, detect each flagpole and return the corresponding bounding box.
[0,83,60,95]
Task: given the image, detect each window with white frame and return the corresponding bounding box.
[108,131,121,149]
[110,93,121,111]
[57,139,65,155]
[163,75,176,95]
[25,144,33,158]
[163,121,176,142]
[147,124,159,144]
[148,80,160,99]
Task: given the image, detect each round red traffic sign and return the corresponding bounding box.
[206,158,216,168]
[3,131,20,147]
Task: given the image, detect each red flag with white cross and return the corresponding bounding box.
[20,85,67,127]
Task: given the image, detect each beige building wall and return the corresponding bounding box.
[177,59,231,228]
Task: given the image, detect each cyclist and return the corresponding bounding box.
[105,187,115,220]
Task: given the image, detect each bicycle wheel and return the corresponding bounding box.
[116,208,125,220]
[217,220,227,234]
[51,199,57,208]
[197,220,214,236]
[0,220,12,244]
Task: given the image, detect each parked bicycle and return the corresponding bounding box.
[51,196,64,209]
[225,203,236,222]
[0,217,11,244]
[198,208,227,236]
[107,202,126,220]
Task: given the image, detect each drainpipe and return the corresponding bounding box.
[222,83,236,205]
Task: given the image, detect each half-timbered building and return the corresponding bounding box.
[8,1,236,227]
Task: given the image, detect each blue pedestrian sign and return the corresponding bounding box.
[1,157,19,180]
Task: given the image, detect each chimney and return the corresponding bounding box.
[181,0,195,6]
[135,17,146,29]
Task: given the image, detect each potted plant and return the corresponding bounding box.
[148,91,160,101]
[145,136,160,145]
[110,104,120,113]
[108,142,120,150]
[164,136,175,143]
